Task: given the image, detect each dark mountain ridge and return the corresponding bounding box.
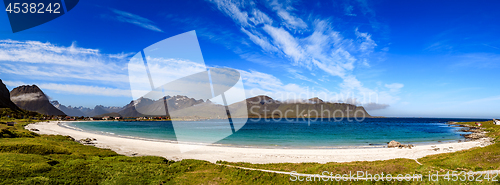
[0,79,20,111]
[10,85,65,116]
[9,82,371,118]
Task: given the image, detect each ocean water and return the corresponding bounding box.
[64,118,488,148]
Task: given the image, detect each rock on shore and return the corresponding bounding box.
[387,140,414,149]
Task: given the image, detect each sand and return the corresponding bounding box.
[25,121,493,164]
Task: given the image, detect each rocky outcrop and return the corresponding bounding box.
[78,138,96,145]
[449,121,490,141]
[0,79,20,110]
[387,140,401,148]
[10,85,65,116]
[464,133,487,140]
[308,97,324,103]
[387,140,414,149]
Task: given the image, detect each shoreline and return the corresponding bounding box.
[26,121,494,164]
[57,121,463,150]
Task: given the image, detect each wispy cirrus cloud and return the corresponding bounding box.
[108,9,163,32]
[206,0,250,27]
[240,27,279,53]
[385,83,404,93]
[203,0,401,106]
[451,53,500,69]
[267,0,307,31]
[344,5,356,16]
[262,24,305,64]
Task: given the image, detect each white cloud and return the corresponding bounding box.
[268,0,307,31]
[262,25,305,64]
[0,39,101,67]
[0,39,130,83]
[285,68,317,84]
[39,83,131,97]
[355,28,377,54]
[344,5,356,16]
[2,80,25,87]
[240,69,285,92]
[276,10,307,30]
[451,53,500,69]
[3,80,131,97]
[144,56,207,86]
[240,28,279,53]
[207,0,250,27]
[362,102,389,110]
[108,52,135,59]
[240,69,316,101]
[249,9,273,25]
[110,9,163,32]
[385,83,404,93]
[11,92,46,101]
[240,69,403,109]
[201,0,400,106]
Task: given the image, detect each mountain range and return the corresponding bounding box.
[50,95,371,119]
[4,82,371,118]
[51,101,125,117]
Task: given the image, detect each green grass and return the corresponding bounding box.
[1,119,500,184]
[419,121,500,172]
[221,120,500,184]
[0,119,292,184]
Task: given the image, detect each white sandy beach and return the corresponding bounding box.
[26,121,493,164]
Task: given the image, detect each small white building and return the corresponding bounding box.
[494,119,500,125]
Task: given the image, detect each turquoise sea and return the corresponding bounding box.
[64,118,488,148]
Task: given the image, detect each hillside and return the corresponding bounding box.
[51,101,87,117]
[0,79,20,111]
[86,105,110,117]
[10,85,65,116]
[229,95,371,118]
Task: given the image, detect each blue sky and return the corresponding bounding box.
[0,0,499,118]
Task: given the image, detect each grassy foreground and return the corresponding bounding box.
[1,119,499,184]
[1,119,288,184]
